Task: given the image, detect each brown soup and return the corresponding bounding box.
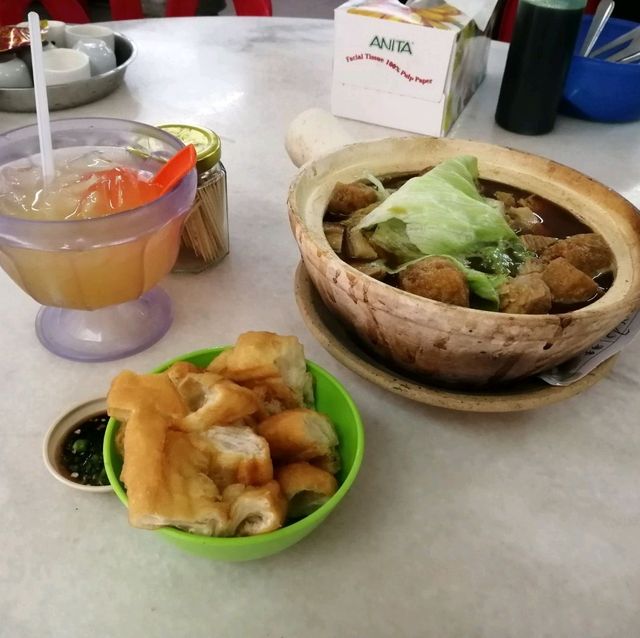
[324,171,614,314]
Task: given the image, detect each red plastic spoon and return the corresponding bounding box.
[78,144,197,217]
[149,143,197,197]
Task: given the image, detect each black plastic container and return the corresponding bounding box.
[495,0,587,135]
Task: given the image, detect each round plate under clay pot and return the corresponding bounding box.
[294,263,617,413]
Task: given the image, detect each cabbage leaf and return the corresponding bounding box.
[356,156,526,309]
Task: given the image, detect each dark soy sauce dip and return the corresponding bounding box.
[59,413,110,486]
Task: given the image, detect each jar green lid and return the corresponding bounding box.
[158,124,221,174]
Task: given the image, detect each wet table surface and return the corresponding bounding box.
[1,17,639,638]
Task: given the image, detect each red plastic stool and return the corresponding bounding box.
[164,0,273,17]
[107,0,144,20]
[231,0,272,16]
[108,0,272,20]
[0,0,89,25]
[497,0,597,42]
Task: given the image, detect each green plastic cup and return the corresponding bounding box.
[103,347,364,561]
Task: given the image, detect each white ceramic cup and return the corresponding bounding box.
[0,53,32,88]
[45,21,67,48]
[65,24,115,51]
[17,41,56,75]
[16,20,65,47]
[72,38,117,76]
[42,48,91,86]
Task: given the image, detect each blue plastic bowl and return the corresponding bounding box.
[561,16,640,123]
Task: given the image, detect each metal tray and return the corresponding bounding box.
[0,33,136,112]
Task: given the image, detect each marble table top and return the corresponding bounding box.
[1,17,639,638]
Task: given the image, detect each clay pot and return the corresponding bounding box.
[287,136,640,386]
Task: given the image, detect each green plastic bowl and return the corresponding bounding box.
[103,347,364,561]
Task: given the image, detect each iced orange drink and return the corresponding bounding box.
[0,146,183,309]
[0,118,197,361]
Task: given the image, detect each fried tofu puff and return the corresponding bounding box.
[499,274,552,314]
[505,206,543,234]
[397,257,469,307]
[327,182,378,216]
[542,233,613,277]
[518,258,545,276]
[542,257,599,304]
[520,234,558,255]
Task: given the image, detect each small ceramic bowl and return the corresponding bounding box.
[46,20,67,47]
[65,24,115,51]
[42,48,91,86]
[17,20,67,47]
[0,53,31,89]
[17,41,56,76]
[103,347,365,561]
[72,38,117,76]
[43,397,112,493]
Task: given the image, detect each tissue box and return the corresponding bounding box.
[331,0,500,136]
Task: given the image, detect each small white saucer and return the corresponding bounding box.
[43,397,113,492]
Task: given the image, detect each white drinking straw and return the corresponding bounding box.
[27,12,55,185]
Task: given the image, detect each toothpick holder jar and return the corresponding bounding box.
[160,124,229,273]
